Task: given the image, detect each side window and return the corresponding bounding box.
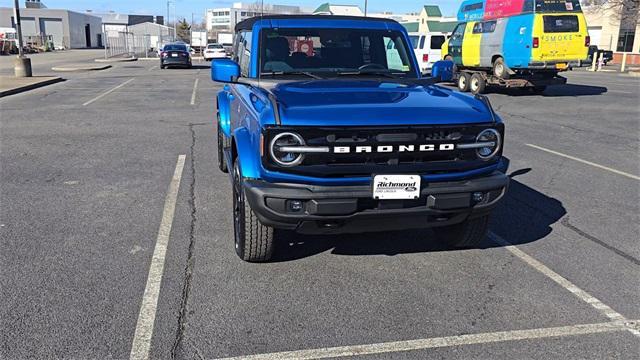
[238,31,252,77]
[419,36,426,50]
[473,21,497,34]
[430,35,446,50]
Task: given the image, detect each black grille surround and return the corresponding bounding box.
[262,124,504,178]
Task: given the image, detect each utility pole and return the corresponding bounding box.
[13,0,32,77]
[364,0,368,17]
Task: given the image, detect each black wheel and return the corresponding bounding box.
[470,73,486,94]
[232,159,275,262]
[434,215,490,248]
[160,64,165,69]
[457,72,471,92]
[217,118,229,173]
[492,57,509,79]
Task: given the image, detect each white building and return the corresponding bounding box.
[205,2,308,32]
[368,11,421,23]
[0,6,102,49]
[313,3,363,16]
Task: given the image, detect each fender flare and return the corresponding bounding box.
[232,127,261,179]
[217,91,232,137]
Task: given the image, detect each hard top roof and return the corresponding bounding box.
[235,15,401,32]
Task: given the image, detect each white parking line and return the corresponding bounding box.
[214,321,632,360]
[526,143,640,181]
[129,155,186,360]
[190,78,199,105]
[488,233,626,321]
[82,78,135,106]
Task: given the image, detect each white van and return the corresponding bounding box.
[408,32,448,73]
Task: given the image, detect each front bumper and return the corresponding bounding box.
[243,171,509,235]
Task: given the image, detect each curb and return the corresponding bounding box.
[0,77,64,98]
[52,64,112,72]
[95,57,138,63]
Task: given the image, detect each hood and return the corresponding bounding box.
[269,80,494,126]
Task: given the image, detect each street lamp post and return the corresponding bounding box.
[13,0,32,77]
[364,0,368,17]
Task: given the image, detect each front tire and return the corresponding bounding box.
[434,215,490,248]
[458,72,471,92]
[232,159,275,262]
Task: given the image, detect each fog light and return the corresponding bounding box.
[472,192,485,202]
[288,200,303,212]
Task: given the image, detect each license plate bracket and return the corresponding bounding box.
[372,175,421,200]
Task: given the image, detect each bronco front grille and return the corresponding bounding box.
[263,124,503,178]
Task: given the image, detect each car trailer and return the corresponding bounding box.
[432,61,567,94]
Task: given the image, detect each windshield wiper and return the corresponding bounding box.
[260,71,323,79]
[335,70,402,79]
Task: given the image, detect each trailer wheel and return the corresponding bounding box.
[492,57,509,79]
[470,73,486,94]
[457,72,471,92]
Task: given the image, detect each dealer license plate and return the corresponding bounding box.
[171,53,178,57]
[372,175,421,200]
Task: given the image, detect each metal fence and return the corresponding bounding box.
[104,32,150,58]
[104,30,177,59]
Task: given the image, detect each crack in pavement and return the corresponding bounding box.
[171,123,204,359]
[560,217,640,266]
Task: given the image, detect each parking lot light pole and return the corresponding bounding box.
[13,0,32,77]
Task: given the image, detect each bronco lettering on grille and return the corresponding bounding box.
[333,144,455,154]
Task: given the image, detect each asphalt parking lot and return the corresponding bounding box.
[1,53,638,359]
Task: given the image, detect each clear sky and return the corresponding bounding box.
[0,0,460,23]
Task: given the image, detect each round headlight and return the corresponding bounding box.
[269,132,305,167]
[476,129,501,160]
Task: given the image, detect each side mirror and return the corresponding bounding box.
[211,59,240,83]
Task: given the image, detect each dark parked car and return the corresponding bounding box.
[580,46,613,66]
[160,43,192,69]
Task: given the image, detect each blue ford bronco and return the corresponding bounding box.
[212,15,509,262]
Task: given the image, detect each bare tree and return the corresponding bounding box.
[582,0,639,24]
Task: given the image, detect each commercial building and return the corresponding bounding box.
[313,3,364,16]
[0,6,102,49]
[583,2,639,64]
[205,2,308,32]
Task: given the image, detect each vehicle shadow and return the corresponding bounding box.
[270,164,566,262]
[489,83,608,97]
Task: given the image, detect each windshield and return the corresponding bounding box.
[259,28,417,77]
[164,44,187,51]
[208,44,223,49]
